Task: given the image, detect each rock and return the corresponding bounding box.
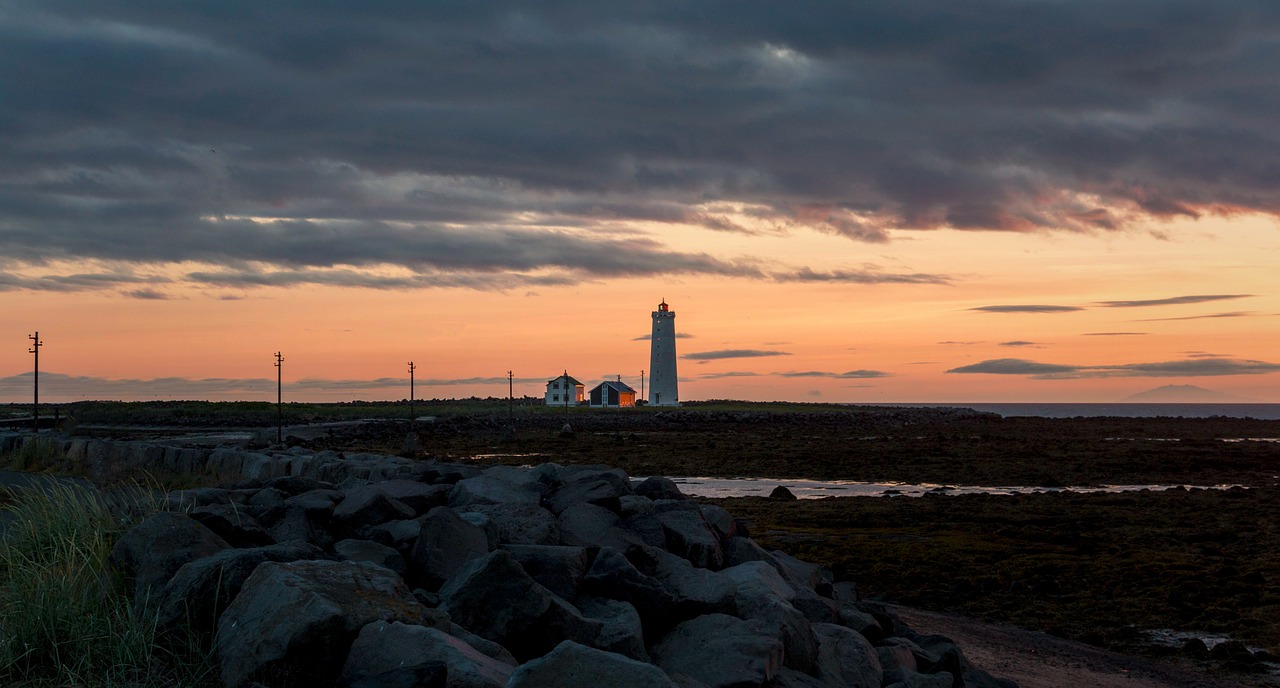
[558,502,647,551]
[459,502,559,545]
[439,550,600,662]
[506,640,676,688]
[458,511,501,549]
[772,668,829,688]
[651,614,784,688]
[335,539,408,578]
[619,495,657,518]
[339,621,514,688]
[698,504,739,541]
[543,475,629,515]
[655,508,724,569]
[266,475,336,497]
[189,504,274,548]
[156,540,328,646]
[449,475,542,508]
[628,545,736,618]
[878,644,918,674]
[332,485,416,534]
[832,580,858,603]
[409,506,492,591]
[284,488,345,517]
[263,504,334,550]
[812,622,882,688]
[217,560,430,688]
[580,547,677,638]
[577,596,648,661]
[634,476,686,501]
[618,511,671,549]
[769,485,798,501]
[721,561,818,673]
[501,544,593,602]
[377,480,451,515]
[361,517,425,553]
[107,511,231,603]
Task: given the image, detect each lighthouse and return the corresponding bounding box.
[648,300,679,406]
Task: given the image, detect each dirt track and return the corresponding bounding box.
[893,606,1279,688]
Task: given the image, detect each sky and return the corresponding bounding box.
[1,1,1278,403]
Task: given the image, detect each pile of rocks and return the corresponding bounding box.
[104,454,1017,688]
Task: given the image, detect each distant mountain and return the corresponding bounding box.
[1122,384,1250,403]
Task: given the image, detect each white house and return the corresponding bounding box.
[589,379,637,408]
[545,372,585,406]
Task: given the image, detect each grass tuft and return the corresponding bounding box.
[0,481,217,687]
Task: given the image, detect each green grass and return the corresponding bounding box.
[1,438,61,472]
[0,482,217,687]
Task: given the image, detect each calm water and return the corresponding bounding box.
[886,403,1280,420]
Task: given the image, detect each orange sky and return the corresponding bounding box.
[4,214,1277,403]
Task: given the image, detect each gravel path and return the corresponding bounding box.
[892,606,1279,688]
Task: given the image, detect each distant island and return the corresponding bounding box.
[1122,384,1251,403]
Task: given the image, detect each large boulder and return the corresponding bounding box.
[722,561,818,673]
[377,480,451,515]
[460,502,559,546]
[409,506,492,590]
[217,560,431,688]
[633,476,686,501]
[332,485,416,533]
[107,511,231,603]
[542,475,629,515]
[812,622,882,688]
[263,504,334,550]
[189,504,274,548]
[577,596,648,662]
[506,641,676,688]
[339,621,514,688]
[558,502,647,551]
[439,550,601,662]
[628,545,736,618]
[651,614,784,688]
[449,475,542,508]
[335,539,408,578]
[580,547,677,638]
[654,508,724,569]
[155,540,328,645]
[500,544,592,601]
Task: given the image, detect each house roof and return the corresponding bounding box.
[590,380,637,394]
[547,373,584,386]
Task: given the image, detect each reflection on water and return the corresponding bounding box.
[659,476,1246,500]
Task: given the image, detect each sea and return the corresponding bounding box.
[884,403,1280,420]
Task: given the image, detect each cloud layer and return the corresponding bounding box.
[947,356,1280,379]
[4,2,1280,291]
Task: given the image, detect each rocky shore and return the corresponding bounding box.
[2,432,1015,687]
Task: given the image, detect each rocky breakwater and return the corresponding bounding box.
[102,455,1016,687]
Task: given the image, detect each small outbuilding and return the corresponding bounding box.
[545,372,585,406]
[589,379,637,408]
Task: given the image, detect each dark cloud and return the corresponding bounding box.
[682,349,792,361]
[778,370,891,379]
[4,2,1280,290]
[1135,311,1257,322]
[998,340,1042,347]
[948,356,1280,379]
[122,288,173,300]
[0,371,544,400]
[698,371,762,379]
[1097,294,1253,308]
[969,305,1084,313]
[947,359,1080,375]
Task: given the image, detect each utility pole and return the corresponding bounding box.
[408,361,416,428]
[274,351,284,444]
[640,369,645,404]
[28,332,41,433]
[564,371,569,415]
[507,370,514,420]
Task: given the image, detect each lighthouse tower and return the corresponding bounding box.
[648,300,679,406]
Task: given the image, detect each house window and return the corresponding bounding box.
[552,394,559,401]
